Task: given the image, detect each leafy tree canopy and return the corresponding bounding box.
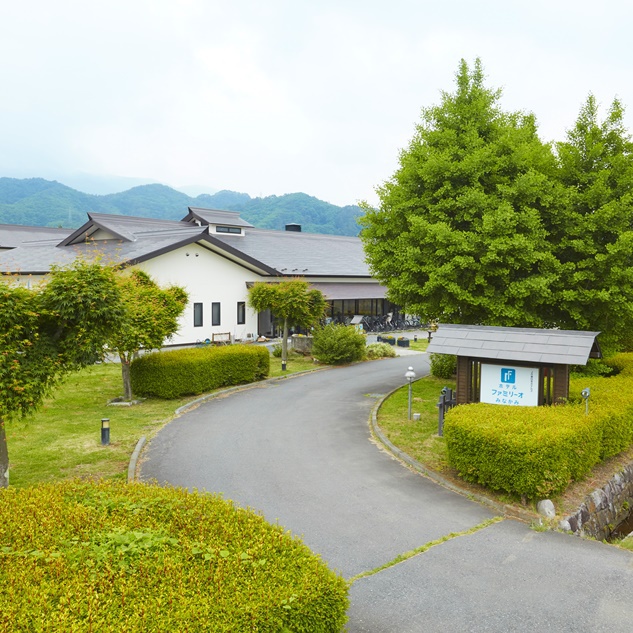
[0,259,123,487]
[248,280,326,366]
[107,269,188,400]
[361,59,633,352]
[361,59,562,328]
[554,95,633,352]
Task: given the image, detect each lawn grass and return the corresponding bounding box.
[376,375,454,472]
[5,354,318,489]
[268,354,323,377]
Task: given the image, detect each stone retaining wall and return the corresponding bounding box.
[560,463,633,540]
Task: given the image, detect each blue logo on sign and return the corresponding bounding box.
[501,368,516,383]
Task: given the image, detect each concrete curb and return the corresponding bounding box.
[368,379,538,524]
[127,436,146,483]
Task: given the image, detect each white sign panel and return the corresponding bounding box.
[480,364,539,407]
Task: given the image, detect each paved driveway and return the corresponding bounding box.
[141,356,633,632]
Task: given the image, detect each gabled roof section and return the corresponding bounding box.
[183,208,254,228]
[0,224,210,274]
[427,324,602,365]
[59,213,192,246]
[0,224,73,249]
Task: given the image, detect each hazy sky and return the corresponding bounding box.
[2,1,632,206]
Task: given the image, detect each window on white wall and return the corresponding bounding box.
[237,302,246,325]
[193,303,203,327]
[212,302,221,326]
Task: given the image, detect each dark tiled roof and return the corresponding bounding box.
[0,209,371,278]
[213,228,370,276]
[0,224,73,249]
[0,226,209,274]
[427,324,601,365]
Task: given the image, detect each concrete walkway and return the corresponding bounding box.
[140,357,633,632]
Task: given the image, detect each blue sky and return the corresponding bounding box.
[1,0,632,205]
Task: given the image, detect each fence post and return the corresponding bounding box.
[437,394,445,437]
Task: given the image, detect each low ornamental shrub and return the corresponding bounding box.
[0,480,349,632]
[444,403,601,498]
[366,342,397,359]
[312,325,366,365]
[130,345,270,398]
[444,353,633,499]
[430,353,457,379]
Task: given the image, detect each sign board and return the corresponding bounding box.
[480,364,539,407]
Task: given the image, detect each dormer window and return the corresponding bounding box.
[216,226,242,234]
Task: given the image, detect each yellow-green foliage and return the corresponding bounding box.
[0,481,349,632]
[445,353,633,498]
[445,403,601,498]
[570,352,633,459]
[131,345,270,399]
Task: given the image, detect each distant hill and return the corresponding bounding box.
[0,178,362,236]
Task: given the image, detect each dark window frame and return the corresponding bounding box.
[237,301,246,325]
[193,302,203,327]
[212,302,221,326]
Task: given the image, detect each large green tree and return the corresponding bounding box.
[0,260,123,488]
[554,95,633,352]
[248,280,326,369]
[107,269,188,401]
[360,59,562,327]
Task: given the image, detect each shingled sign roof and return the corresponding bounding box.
[427,324,601,365]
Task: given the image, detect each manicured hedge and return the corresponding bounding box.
[445,403,601,498]
[130,345,270,399]
[570,352,633,459]
[444,353,633,499]
[0,480,349,632]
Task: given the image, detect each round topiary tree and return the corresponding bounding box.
[312,324,366,365]
[0,480,349,632]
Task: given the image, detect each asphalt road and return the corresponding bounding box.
[140,355,633,632]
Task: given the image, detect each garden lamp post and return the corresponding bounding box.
[101,418,110,446]
[405,366,416,420]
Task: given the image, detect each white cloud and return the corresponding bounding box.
[1,0,632,205]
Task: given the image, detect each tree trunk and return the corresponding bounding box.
[120,353,133,401]
[282,319,289,370]
[0,417,9,488]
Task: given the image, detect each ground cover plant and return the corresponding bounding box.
[0,480,349,632]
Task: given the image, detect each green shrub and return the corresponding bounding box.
[444,352,633,499]
[312,325,366,365]
[570,358,616,378]
[444,403,601,498]
[0,480,349,632]
[272,343,283,357]
[366,342,397,359]
[131,345,270,398]
[430,353,457,379]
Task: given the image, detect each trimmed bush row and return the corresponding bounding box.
[444,353,633,499]
[0,480,349,632]
[130,345,270,399]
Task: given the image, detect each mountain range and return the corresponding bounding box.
[0,178,362,236]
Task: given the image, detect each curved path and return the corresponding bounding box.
[141,357,633,632]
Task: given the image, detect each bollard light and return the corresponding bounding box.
[405,366,416,420]
[101,418,110,446]
[581,388,590,416]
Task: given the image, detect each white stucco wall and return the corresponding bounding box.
[135,243,265,346]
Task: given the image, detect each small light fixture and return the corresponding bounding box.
[101,418,110,445]
[405,367,416,420]
[186,252,190,256]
